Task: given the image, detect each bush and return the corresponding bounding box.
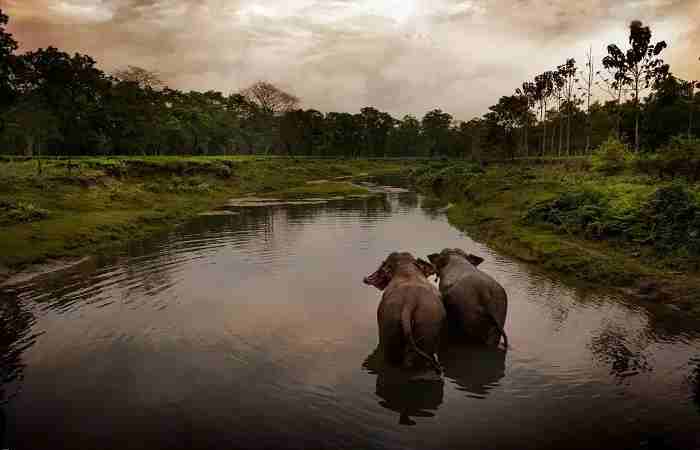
[143,176,214,194]
[641,183,700,255]
[524,181,700,260]
[653,136,700,181]
[409,162,484,195]
[524,188,611,238]
[591,137,632,174]
[0,200,50,225]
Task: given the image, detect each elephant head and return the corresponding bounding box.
[427,248,484,271]
[363,252,437,290]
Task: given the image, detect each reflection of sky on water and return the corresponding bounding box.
[1,192,700,449]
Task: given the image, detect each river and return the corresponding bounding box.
[1,188,699,449]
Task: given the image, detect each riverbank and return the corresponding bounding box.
[0,156,403,282]
[410,161,700,314]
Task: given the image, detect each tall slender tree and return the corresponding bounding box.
[579,48,595,153]
[603,20,669,151]
[558,58,577,155]
[534,71,555,156]
[516,82,537,157]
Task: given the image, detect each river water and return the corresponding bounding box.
[1,188,700,450]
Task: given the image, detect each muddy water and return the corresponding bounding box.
[1,190,700,450]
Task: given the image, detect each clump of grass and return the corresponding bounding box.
[265,181,370,199]
[143,176,214,194]
[591,137,633,174]
[0,199,50,225]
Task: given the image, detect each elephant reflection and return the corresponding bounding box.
[362,348,444,426]
[438,343,506,399]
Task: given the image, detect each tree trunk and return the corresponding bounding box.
[558,101,563,156]
[541,103,547,156]
[25,135,35,157]
[689,87,695,139]
[558,114,563,156]
[634,109,640,152]
[524,122,529,157]
[634,80,640,152]
[566,104,571,156]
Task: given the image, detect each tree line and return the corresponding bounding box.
[0,10,698,158]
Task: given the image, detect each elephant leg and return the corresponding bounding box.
[380,320,405,366]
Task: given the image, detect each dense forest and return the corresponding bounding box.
[0,10,698,158]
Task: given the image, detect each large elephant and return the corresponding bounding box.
[427,248,508,347]
[363,252,446,374]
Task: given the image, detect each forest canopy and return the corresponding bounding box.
[0,10,698,158]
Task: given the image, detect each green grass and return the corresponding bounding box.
[0,156,404,270]
[265,181,372,199]
[421,163,700,313]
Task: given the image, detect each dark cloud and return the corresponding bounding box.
[3,0,700,119]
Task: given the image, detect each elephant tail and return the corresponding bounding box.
[401,306,442,375]
[487,311,509,349]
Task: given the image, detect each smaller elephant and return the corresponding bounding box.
[427,248,508,347]
[364,252,446,374]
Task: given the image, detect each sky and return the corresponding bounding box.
[3,0,700,120]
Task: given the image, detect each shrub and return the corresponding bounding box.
[654,136,700,181]
[641,183,700,255]
[409,163,484,195]
[524,188,611,238]
[591,137,632,174]
[0,200,50,225]
[143,176,214,194]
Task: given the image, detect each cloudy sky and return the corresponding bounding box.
[3,0,700,120]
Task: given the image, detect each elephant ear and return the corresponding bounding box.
[466,253,485,267]
[363,262,392,290]
[427,253,444,269]
[415,258,436,278]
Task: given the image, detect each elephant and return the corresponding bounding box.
[427,248,508,347]
[363,252,446,374]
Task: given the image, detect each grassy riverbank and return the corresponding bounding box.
[410,160,700,313]
[0,156,403,275]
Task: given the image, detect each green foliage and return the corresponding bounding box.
[409,162,484,195]
[591,137,632,174]
[525,188,610,237]
[144,176,213,194]
[645,135,700,180]
[525,178,700,261]
[642,183,700,255]
[0,199,49,225]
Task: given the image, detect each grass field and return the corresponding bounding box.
[0,156,405,272]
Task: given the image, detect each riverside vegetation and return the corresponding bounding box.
[0,156,402,276]
[5,137,700,314]
[410,136,700,314]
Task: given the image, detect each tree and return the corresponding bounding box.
[387,115,422,157]
[558,58,577,155]
[421,109,453,157]
[0,9,19,131]
[15,47,112,154]
[2,95,61,159]
[549,69,565,155]
[602,20,669,151]
[533,71,555,155]
[516,82,537,156]
[112,66,165,90]
[485,95,530,157]
[240,81,299,115]
[579,48,595,153]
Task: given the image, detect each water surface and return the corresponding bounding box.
[2,191,700,450]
